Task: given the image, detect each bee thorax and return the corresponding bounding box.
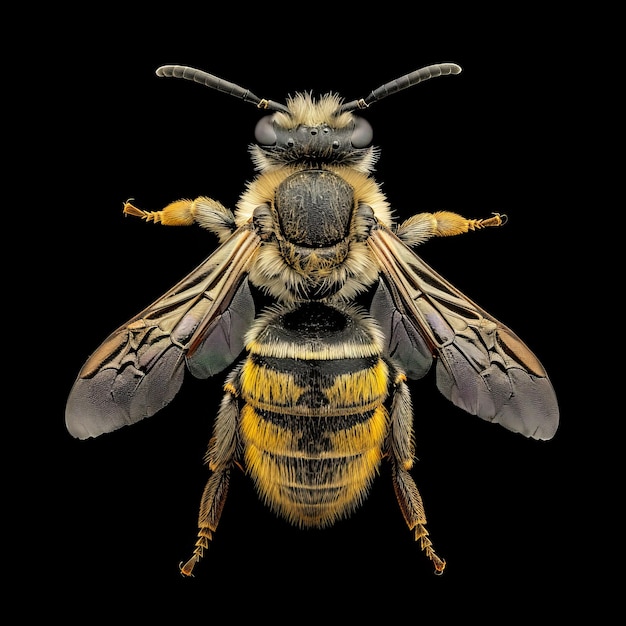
[275,169,353,247]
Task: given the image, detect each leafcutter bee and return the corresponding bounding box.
[65,63,559,575]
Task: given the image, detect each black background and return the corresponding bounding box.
[19,7,599,619]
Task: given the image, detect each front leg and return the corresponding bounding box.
[123,197,236,243]
[396,211,505,247]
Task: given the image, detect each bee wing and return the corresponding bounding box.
[368,227,559,440]
[65,226,260,439]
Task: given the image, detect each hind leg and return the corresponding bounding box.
[389,373,446,574]
[180,382,240,576]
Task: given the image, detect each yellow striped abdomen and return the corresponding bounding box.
[235,301,392,528]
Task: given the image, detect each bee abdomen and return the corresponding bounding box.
[237,301,392,527]
[242,404,388,527]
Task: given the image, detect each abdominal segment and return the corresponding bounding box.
[236,303,392,527]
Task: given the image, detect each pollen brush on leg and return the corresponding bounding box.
[123,199,195,225]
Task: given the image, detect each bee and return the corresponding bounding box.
[65,63,559,576]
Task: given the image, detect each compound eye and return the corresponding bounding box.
[255,115,277,145]
[351,116,373,148]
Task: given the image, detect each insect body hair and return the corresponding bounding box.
[274,93,354,128]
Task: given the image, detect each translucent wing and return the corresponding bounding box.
[65,226,260,439]
[368,226,559,440]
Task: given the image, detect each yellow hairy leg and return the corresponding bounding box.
[429,210,504,236]
[123,199,197,225]
[396,211,505,246]
[123,197,237,242]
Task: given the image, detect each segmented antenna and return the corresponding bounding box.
[156,65,290,113]
[156,63,461,116]
[339,63,462,112]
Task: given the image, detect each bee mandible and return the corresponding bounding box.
[65,62,559,576]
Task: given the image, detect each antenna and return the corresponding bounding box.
[339,63,462,112]
[156,65,290,113]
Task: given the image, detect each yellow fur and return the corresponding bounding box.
[274,92,354,128]
[234,165,392,227]
[241,403,388,528]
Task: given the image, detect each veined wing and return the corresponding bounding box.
[65,226,260,439]
[368,226,559,440]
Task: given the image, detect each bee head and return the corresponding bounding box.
[155,63,461,172]
[252,93,375,169]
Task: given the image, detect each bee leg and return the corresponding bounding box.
[391,462,446,574]
[389,374,446,574]
[179,466,231,577]
[395,210,505,247]
[180,385,241,577]
[123,198,197,225]
[123,197,236,242]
